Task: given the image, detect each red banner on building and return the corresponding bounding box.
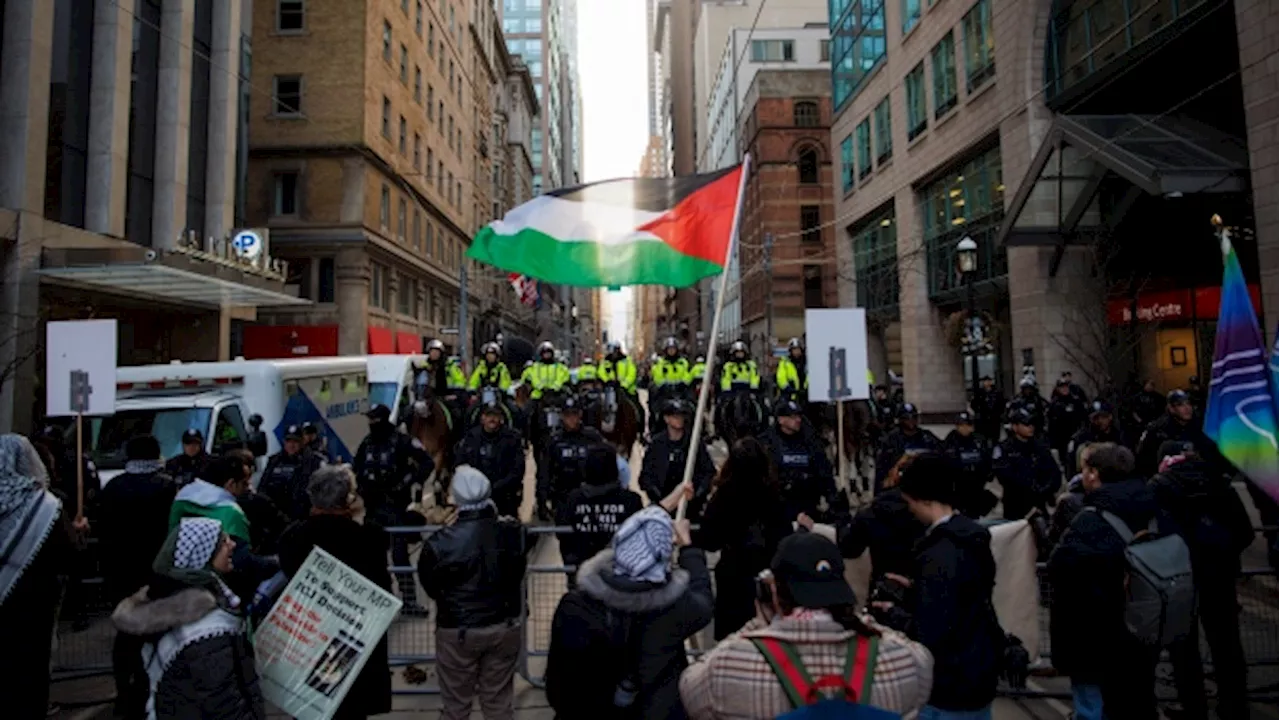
[242,325,340,359]
[1106,285,1263,326]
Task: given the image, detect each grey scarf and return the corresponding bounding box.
[0,434,62,605]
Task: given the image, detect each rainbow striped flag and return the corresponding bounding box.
[1204,237,1279,501]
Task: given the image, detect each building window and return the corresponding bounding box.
[803,265,825,308]
[853,206,899,313]
[437,161,444,191]
[273,171,299,215]
[427,85,434,117]
[381,96,391,137]
[412,210,421,249]
[382,21,392,61]
[414,67,422,102]
[276,0,304,32]
[448,173,454,205]
[380,184,390,228]
[318,257,335,302]
[429,23,435,53]
[370,264,388,310]
[902,0,921,34]
[398,116,407,154]
[398,198,407,239]
[272,75,302,116]
[415,1,424,35]
[437,101,444,130]
[801,205,821,243]
[932,31,958,117]
[962,0,996,91]
[400,44,408,83]
[840,134,854,192]
[447,116,455,149]
[426,222,434,257]
[428,149,435,181]
[793,100,820,127]
[750,39,795,62]
[413,133,421,169]
[797,147,819,184]
[456,181,462,207]
[398,274,414,315]
[873,96,892,163]
[856,118,872,180]
[288,258,312,299]
[830,0,886,110]
[921,145,1007,297]
[905,62,927,140]
[820,39,831,62]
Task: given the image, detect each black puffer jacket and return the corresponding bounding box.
[112,587,264,720]
[454,425,526,513]
[1150,458,1254,580]
[1047,478,1161,683]
[639,431,715,514]
[836,487,925,583]
[904,515,1003,712]
[418,505,527,629]
[545,548,714,720]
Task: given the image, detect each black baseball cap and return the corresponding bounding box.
[771,533,856,609]
[284,425,303,441]
[1167,390,1191,407]
[181,428,204,443]
[899,403,919,419]
[301,421,319,434]
[956,411,974,425]
[480,402,505,416]
[366,403,392,421]
[663,398,692,416]
[562,397,582,414]
[775,399,803,417]
[1009,407,1034,426]
[1091,400,1114,415]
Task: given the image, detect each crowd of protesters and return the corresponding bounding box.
[0,362,1268,720]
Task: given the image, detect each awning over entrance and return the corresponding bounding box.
[997,114,1249,260]
[39,246,310,308]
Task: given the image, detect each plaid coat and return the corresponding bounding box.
[679,615,933,719]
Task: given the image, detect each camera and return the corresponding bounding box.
[612,677,639,709]
[754,569,774,606]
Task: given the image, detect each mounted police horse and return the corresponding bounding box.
[404,387,462,513]
[598,381,641,458]
[528,388,566,457]
[717,384,765,448]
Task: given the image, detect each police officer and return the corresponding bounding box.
[535,396,603,520]
[763,399,843,521]
[1007,377,1049,436]
[775,338,808,403]
[301,421,332,463]
[555,443,643,576]
[574,354,600,386]
[649,337,691,425]
[353,403,435,611]
[527,341,571,400]
[1064,400,1128,476]
[165,428,209,486]
[873,403,941,494]
[598,341,643,433]
[867,384,897,447]
[943,412,995,518]
[716,340,762,428]
[689,355,708,386]
[992,407,1062,521]
[639,398,715,518]
[258,424,324,521]
[454,402,526,517]
[1046,378,1089,469]
[970,375,1006,442]
[1135,389,1226,478]
[468,341,512,393]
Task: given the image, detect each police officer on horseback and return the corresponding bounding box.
[775,338,808,403]
[763,399,845,521]
[468,341,515,426]
[598,341,643,436]
[716,340,763,436]
[526,341,572,449]
[454,401,526,517]
[649,337,690,433]
[353,403,435,613]
[535,396,603,521]
[416,339,468,422]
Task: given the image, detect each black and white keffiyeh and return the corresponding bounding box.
[174,517,223,570]
[0,434,61,605]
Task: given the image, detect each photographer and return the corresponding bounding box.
[870,452,1020,720]
[679,532,932,718]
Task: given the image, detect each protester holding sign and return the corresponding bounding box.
[278,465,393,720]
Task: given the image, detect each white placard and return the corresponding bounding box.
[46,319,118,416]
[805,308,870,403]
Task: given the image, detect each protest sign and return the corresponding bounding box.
[254,547,402,720]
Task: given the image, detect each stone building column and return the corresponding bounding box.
[336,248,370,355]
[1235,0,1278,344]
[84,0,134,237]
[895,186,965,414]
[204,0,242,241]
[151,0,195,250]
[0,0,55,434]
[1007,245,1108,394]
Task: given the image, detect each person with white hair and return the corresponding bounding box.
[418,466,529,720]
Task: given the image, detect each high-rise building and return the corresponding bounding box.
[503,0,565,193]
[0,0,295,432]
[831,0,1276,414]
[244,0,536,360]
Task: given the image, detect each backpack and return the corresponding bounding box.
[1090,508,1195,647]
[751,636,901,719]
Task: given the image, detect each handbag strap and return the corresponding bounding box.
[751,635,877,709]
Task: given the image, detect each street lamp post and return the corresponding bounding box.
[956,236,979,408]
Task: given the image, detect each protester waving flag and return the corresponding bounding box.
[468,166,745,287]
[1204,227,1279,501]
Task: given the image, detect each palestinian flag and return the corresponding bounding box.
[468,165,744,287]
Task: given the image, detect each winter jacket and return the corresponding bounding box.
[258,449,324,521]
[454,425,526,513]
[555,482,643,570]
[165,452,209,487]
[903,515,1004,711]
[639,431,715,515]
[680,615,934,719]
[942,430,994,517]
[1064,423,1129,475]
[353,427,434,524]
[992,435,1062,519]
[1046,394,1088,447]
[112,587,265,720]
[95,466,177,602]
[235,490,291,557]
[836,488,925,584]
[1135,413,1229,478]
[277,514,393,718]
[418,505,527,629]
[1008,393,1049,435]
[694,481,794,640]
[545,548,714,720]
[874,427,942,491]
[762,426,842,520]
[1047,478,1163,683]
[1150,458,1254,580]
[537,426,605,507]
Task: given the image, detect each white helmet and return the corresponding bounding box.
[788,337,803,350]
[482,341,500,356]
[730,341,747,354]
[426,339,445,353]
[538,341,555,355]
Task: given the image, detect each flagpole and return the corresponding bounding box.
[676,154,752,522]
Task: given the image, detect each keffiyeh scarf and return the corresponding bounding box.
[0,434,61,605]
[612,505,674,584]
